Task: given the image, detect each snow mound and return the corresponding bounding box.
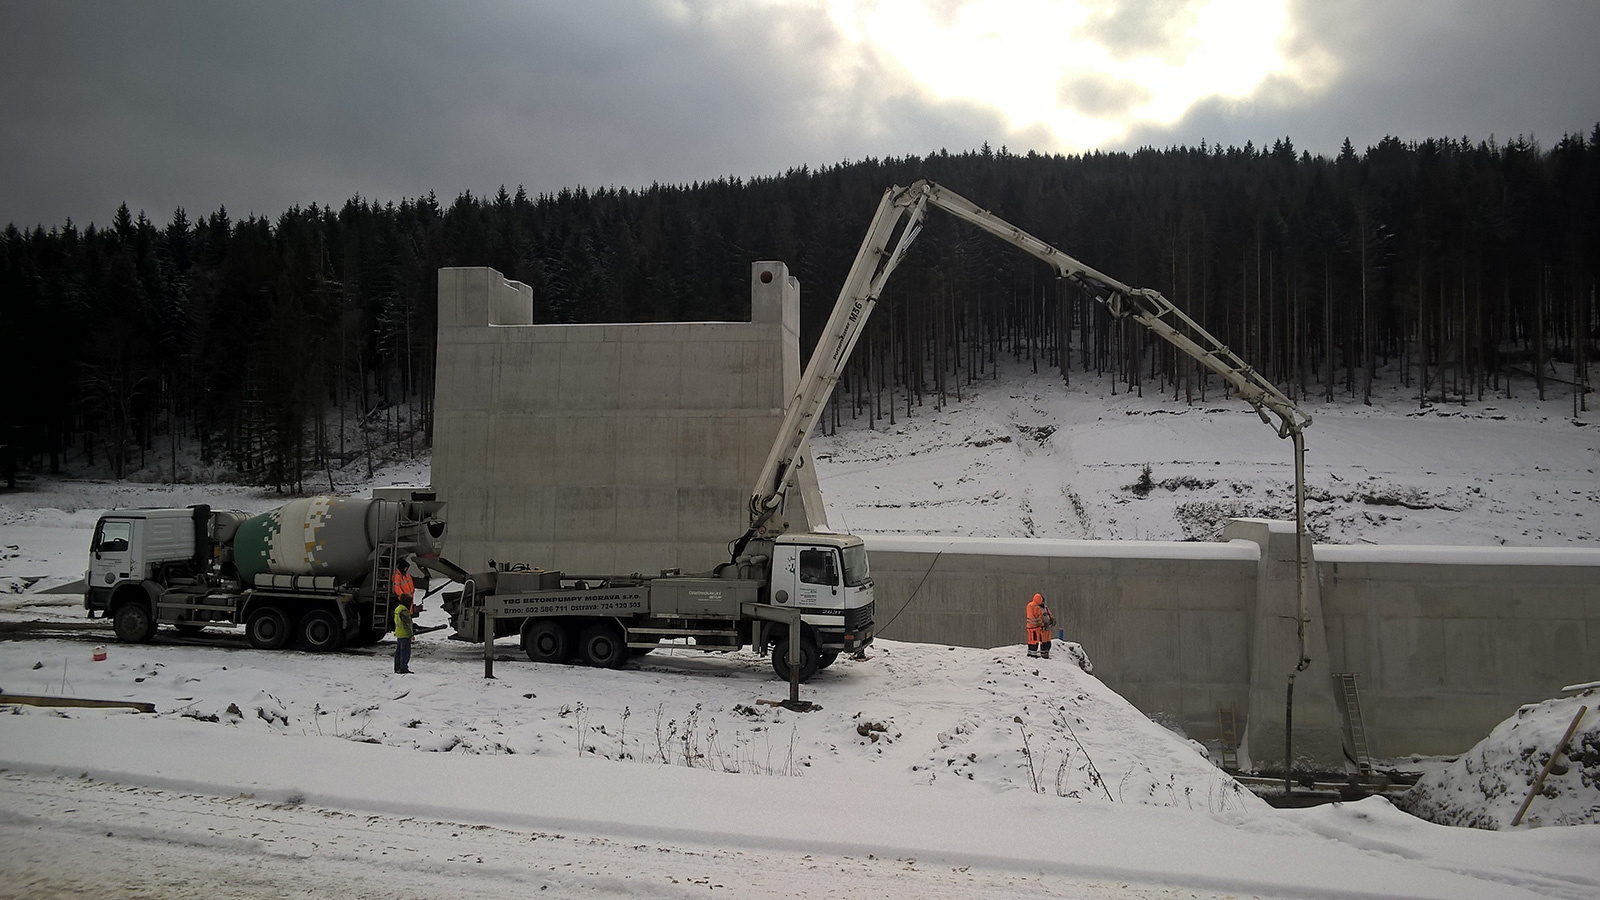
[833,641,1258,811]
[0,624,1258,815]
[1397,688,1599,829]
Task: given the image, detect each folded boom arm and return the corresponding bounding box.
[741,179,1312,547]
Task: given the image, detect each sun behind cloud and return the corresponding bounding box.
[824,0,1306,150]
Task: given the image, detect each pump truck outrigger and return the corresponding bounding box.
[443,180,1312,684]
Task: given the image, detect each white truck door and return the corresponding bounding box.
[770,543,799,607]
[794,547,839,609]
[90,519,137,589]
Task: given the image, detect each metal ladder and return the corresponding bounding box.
[1336,673,1374,774]
[1217,703,1240,771]
[370,504,402,639]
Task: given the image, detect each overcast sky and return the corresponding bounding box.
[3,0,1597,231]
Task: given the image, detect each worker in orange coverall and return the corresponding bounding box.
[1026,592,1054,659]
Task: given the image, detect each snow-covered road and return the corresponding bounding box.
[5,713,1599,900]
[0,767,1229,900]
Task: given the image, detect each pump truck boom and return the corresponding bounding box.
[741,180,1310,553]
[739,179,1314,673]
[444,180,1311,684]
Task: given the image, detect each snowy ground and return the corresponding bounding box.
[2,368,1598,896]
[3,622,1598,899]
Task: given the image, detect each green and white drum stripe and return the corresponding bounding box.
[234,497,435,586]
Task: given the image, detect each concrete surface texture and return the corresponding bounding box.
[432,264,817,576]
[1317,544,1600,756]
[1220,518,1342,772]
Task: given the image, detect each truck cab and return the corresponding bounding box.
[86,507,210,618]
[765,532,874,658]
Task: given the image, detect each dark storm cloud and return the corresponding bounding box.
[0,0,1004,230]
[1078,0,1202,64]
[1,1,465,227]
[6,0,1596,231]
[1122,0,1600,155]
[1057,69,1154,120]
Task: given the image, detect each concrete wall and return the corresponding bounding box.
[433,264,816,576]
[1318,545,1600,756]
[868,533,1600,760]
[866,535,1258,739]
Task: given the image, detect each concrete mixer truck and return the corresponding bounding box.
[84,489,445,652]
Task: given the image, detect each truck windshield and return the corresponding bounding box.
[95,521,132,554]
[841,544,870,587]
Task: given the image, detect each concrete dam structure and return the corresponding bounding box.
[866,528,1600,761]
[433,263,822,577]
[433,265,1600,764]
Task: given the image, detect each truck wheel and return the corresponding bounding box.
[577,621,629,668]
[245,607,292,651]
[772,634,820,683]
[299,610,346,653]
[817,650,840,670]
[522,619,571,664]
[112,604,156,644]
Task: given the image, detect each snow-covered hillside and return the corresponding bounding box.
[811,362,1598,546]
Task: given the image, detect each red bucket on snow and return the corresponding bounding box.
[92,646,107,662]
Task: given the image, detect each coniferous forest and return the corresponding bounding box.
[2,130,1596,491]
